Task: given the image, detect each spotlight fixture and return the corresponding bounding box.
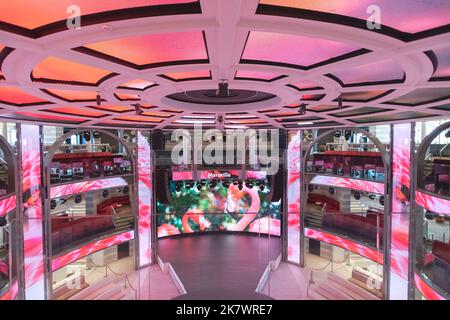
[344,130,352,141]
[175,182,183,192]
[0,217,6,227]
[208,180,217,189]
[185,181,194,190]
[329,187,335,196]
[369,194,376,200]
[93,131,101,139]
[50,200,57,210]
[425,210,436,220]
[308,184,314,192]
[96,92,101,107]
[354,191,361,200]
[238,183,243,191]
[245,180,254,189]
[74,195,82,204]
[217,79,230,97]
[338,95,343,109]
[258,181,265,192]
[135,102,143,115]
[334,130,342,139]
[196,183,203,191]
[83,131,91,142]
[222,180,230,189]
[298,103,307,115]
[379,196,385,206]
[445,129,450,139]
[102,190,109,198]
[232,179,239,185]
[123,186,129,194]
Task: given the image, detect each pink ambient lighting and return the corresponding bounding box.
[163,70,211,80]
[310,175,385,194]
[260,0,450,33]
[85,31,208,66]
[332,59,405,84]
[287,130,301,263]
[52,231,134,271]
[414,273,445,300]
[0,87,47,105]
[50,177,128,198]
[415,191,450,217]
[242,31,360,67]
[0,195,16,218]
[21,124,45,300]
[33,56,111,84]
[305,228,383,263]
[0,1,196,29]
[137,132,152,266]
[235,70,282,81]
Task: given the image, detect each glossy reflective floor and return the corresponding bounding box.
[158,233,281,300]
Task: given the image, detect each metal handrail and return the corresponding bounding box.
[439,143,449,157]
[91,261,138,299]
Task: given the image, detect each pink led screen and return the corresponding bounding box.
[137,131,152,266]
[21,124,45,300]
[287,130,301,263]
[415,191,450,217]
[0,281,18,301]
[390,123,411,300]
[0,195,16,218]
[49,177,128,198]
[157,183,281,237]
[52,231,134,271]
[310,175,385,194]
[305,228,383,264]
[172,170,267,181]
[414,273,445,300]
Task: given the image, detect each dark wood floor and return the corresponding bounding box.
[157,233,281,300]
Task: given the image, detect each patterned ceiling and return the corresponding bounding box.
[0,0,449,130]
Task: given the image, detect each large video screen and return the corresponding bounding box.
[157,179,281,237]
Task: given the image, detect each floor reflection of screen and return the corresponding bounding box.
[157,181,281,237]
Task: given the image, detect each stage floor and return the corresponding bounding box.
[157,233,281,300]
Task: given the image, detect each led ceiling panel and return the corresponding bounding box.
[331,60,405,85]
[433,46,450,78]
[289,80,322,90]
[32,57,112,84]
[15,111,84,123]
[242,31,361,67]
[48,107,105,118]
[84,31,208,67]
[162,70,211,81]
[119,79,155,90]
[235,70,284,81]
[45,89,98,101]
[0,1,197,29]
[116,115,163,123]
[259,0,450,33]
[0,86,48,105]
[341,90,389,102]
[386,88,450,105]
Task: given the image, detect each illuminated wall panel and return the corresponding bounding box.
[390,123,411,300]
[49,177,128,198]
[305,228,384,264]
[21,124,45,300]
[51,231,134,271]
[310,175,385,194]
[414,274,445,300]
[137,131,152,266]
[287,130,301,263]
[0,195,16,217]
[415,191,450,217]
